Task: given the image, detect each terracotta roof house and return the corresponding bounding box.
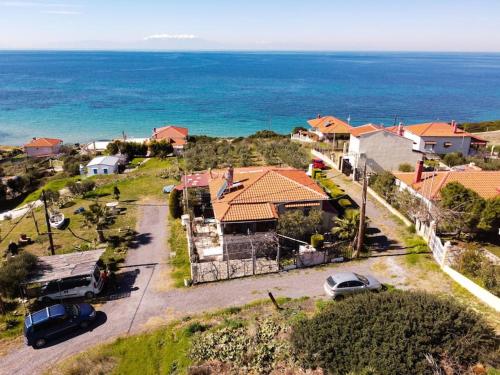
[393,161,500,209]
[345,125,422,175]
[210,166,328,223]
[302,115,352,149]
[386,121,487,156]
[189,166,331,259]
[24,138,63,158]
[152,125,189,155]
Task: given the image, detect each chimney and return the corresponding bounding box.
[414,160,424,183]
[225,165,234,187]
[397,122,404,136]
[451,120,457,133]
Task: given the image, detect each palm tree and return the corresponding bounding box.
[82,202,112,243]
[331,210,360,241]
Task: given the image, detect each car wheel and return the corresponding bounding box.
[334,295,344,301]
[80,321,90,329]
[84,291,95,299]
[34,338,47,348]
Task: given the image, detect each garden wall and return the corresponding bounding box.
[416,219,500,312]
[443,265,500,312]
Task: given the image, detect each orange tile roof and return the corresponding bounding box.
[307,116,351,134]
[153,125,189,140]
[401,122,486,140]
[393,171,500,200]
[24,138,62,148]
[349,124,381,137]
[209,167,328,222]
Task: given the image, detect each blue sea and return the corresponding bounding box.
[1,51,500,145]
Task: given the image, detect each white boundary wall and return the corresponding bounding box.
[416,219,500,312]
[442,266,500,311]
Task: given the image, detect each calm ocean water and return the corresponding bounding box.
[1,51,500,145]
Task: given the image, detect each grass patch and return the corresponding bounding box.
[53,323,191,375]
[169,218,191,287]
[21,175,81,205]
[128,157,146,168]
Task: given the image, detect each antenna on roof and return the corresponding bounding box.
[347,114,351,124]
[393,115,398,126]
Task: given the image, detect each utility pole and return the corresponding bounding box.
[41,190,55,255]
[31,206,40,235]
[355,165,367,258]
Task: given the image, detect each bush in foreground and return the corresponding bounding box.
[291,291,498,374]
[0,252,38,299]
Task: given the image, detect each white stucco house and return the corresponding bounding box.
[386,121,487,156]
[345,124,422,174]
[85,156,122,176]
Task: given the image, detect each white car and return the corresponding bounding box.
[39,265,105,302]
[323,271,383,299]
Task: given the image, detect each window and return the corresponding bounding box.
[103,168,108,175]
[348,280,365,287]
[337,282,349,289]
[443,142,453,148]
[92,168,98,175]
[326,276,337,287]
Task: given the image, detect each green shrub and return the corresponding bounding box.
[370,171,396,203]
[169,188,183,219]
[310,233,324,249]
[398,163,414,172]
[67,180,95,196]
[443,152,466,167]
[185,322,208,336]
[291,291,498,374]
[0,252,38,298]
[338,198,352,208]
[149,140,173,158]
[480,263,500,297]
[454,248,483,276]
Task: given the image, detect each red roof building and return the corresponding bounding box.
[152,125,189,154]
[24,138,63,158]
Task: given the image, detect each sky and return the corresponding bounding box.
[0,0,499,51]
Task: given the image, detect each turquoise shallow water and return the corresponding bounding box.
[1,51,500,145]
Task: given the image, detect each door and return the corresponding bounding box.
[336,281,351,296]
[347,280,366,294]
[44,316,75,339]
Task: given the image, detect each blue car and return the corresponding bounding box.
[24,303,96,348]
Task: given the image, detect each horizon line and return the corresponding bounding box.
[1,48,500,54]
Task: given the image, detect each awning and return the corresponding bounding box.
[424,141,437,145]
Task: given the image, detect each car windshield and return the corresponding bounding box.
[93,266,101,282]
[355,273,369,285]
[326,276,337,287]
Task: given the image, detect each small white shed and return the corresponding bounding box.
[85,155,121,176]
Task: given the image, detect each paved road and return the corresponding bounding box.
[1,200,412,375]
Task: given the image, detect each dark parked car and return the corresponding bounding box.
[24,303,96,348]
